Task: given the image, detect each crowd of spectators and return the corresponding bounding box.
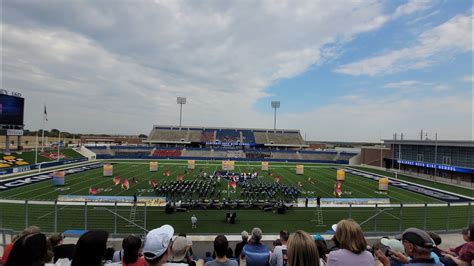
[1,221,472,266]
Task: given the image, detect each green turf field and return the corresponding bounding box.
[0,161,472,234]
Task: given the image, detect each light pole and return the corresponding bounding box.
[177,97,186,127]
[57,131,61,161]
[271,101,280,131]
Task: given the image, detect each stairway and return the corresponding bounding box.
[315,207,324,226]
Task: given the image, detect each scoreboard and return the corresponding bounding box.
[0,94,24,126]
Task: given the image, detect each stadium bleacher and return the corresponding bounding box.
[216,129,241,143]
[152,149,182,157]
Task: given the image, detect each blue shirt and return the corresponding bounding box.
[242,243,269,266]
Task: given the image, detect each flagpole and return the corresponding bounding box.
[35,131,38,165]
[41,119,45,152]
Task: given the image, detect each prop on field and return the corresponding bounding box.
[274,175,281,183]
[267,171,273,177]
[177,175,184,182]
[228,181,237,190]
[149,162,158,172]
[113,176,121,186]
[121,178,130,190]
[333,181,342,197]
[52,171,65,186]
[188,160,195,170]
[149,179,158,188]
[39,152,69,161]
[222,160,235,171]
[0,156,29,168]
[336,169,345,181]
[378,177,389,192]
[163,169,171,177]
[296,165,304,175]
[261,162,269,171]
[103,164,113,177]
[307,177,315,185]
[298,181,303,187]
[89,187,98,195]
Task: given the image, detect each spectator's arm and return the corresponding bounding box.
[390,251,409,264]
[374,250,390,266]
[443,254,470,266]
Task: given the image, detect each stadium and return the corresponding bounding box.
[1,1,473,265]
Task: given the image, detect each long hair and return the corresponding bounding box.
[469,223,474,241]
[335,219,367,254]
[287,230,320,266]
[72,230,109,266]
[123,235,142,265]
[6,233,51,266]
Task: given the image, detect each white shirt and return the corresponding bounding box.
[191,216,197,223]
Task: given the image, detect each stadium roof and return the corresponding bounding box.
[383,139,474,147]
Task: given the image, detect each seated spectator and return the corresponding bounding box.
[122,234,147,266]
[270,230,289,266]
[287,230,320,266]
[375,227,442,266]
[327,219,374,266]
[373,238,405,266]
[204,252,213,263]
[225,247,235,261]
[205,235,237,266]
[442,223,473,266]
[2,225,41,265]
[234,231,248,259]
[71,230,109,266]
[48,233,75,263]
[241,228,270,266]
[168,235,195,265]
[143,225,174,266]
[313,234,328,266]
[5,232,52,266]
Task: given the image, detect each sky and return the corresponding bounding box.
[1,0,473,141]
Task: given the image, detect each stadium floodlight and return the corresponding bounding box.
[271,101,280,131]
[177,97,186,127]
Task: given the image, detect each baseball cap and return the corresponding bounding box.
[143,225,174,260]
[312,233,325,241]
[331,224,337,232]
[171,236,191,262]
[380,238,405,253]
[395,228,434,249]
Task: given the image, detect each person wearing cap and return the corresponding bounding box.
[373,238,405,266]
[234,231,248,259]
[327,219,374,266]
[143,225,175,266]
[205,235,237,266]
[191,215,197,229]
[270,230,289,266]
[380,228,443,266]
[241,228,270,266]
[167,236,195,265]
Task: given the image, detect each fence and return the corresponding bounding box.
[0,200,472,236]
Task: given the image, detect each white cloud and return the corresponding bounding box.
[393,0,434,19]
[335,13,473,76]
[383,80,426,90]
[2,1,391,135]
[461,75,474,83]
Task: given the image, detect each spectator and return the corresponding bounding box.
[287,230,320,266]
[241,228,270,266]
[313,235,328,266]
[376,227,442,266]
[225,247,234,261]
[270,230,289,266]
[205,235,237,266]
[168,236,195,265]
[1,225,41,265]
[122,234,147,266]
[234,231,248,258]
[442,223,474,266]
[48,233,75,263]
[5,232,52,266]
[143,225,174,266]
[71,230,109,266]
[327,219,374,266]
[373,238,405,266]
[204,252,213,263]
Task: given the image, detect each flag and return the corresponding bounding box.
[89,187,97,195]
[113,176,120,186]
[230,181,237,190]
[149,179,157,188]
[177,175,184,181]
[121,178,130,190]
[44,105,48,121]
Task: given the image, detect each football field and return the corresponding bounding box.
[0,160,472,234]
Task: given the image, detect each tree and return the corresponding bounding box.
[138,134,148,138]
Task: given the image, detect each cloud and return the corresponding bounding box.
[393,0,434,19]
[383,80,426,90]
[461,75,474,83]
[2,0,391,135]
[335,13,473,76]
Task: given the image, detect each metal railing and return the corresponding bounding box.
[0,200,472,235]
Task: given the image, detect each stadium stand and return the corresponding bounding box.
[226,150,245,158]
[201,130,215,143]
[150,129,189,142]
[152,149,182,157]
[216,129,241,143]
[181,149,213,157]
[253,131,269,144]
[241,130,256,144]
[188,129,203,142]
[266,131,304,145]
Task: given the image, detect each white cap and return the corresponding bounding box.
[331,224,337,232]
[143,225,174,260]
